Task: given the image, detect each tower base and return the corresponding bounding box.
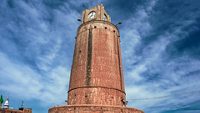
[48,105,143,113]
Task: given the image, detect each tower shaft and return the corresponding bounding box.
[68,21,125,106]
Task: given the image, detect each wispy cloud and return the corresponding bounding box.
[0,51,69,105]
[0,0,80,108]
[119,0,200,112]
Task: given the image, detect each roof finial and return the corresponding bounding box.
[21,100,24,108]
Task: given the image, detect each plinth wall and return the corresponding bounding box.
[48,105,144,113]
[68,87,125,106]
[0,109,32,113]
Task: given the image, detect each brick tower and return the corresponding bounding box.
[48,4,143,113]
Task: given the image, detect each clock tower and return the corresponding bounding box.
[49,4,143,113]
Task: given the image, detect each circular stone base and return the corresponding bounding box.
[48,105,144,113]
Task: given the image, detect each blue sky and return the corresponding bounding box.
[0,0,200,113]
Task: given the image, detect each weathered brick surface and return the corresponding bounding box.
[0,108,32,113]
[68,21,125,106]
[49,105,144,113]
[68,87,124,106]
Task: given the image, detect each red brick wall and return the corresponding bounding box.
[68,87,124,106]
[68,21,126,106]
[49,105,144,113]
[0,109,32,113]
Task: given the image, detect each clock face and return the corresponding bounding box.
[103,14,107,21]
[88,11,96,20]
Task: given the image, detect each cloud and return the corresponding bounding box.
[0,0,81,107]
[118,0,200,112]
[0,51,69,105]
